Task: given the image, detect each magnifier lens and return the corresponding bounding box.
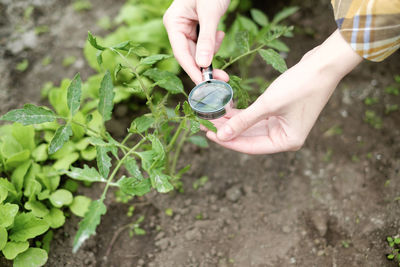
[189,80,233,119]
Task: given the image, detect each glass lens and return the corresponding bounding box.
[189,81,232,113]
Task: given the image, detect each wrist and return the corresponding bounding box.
[308,30,362,80]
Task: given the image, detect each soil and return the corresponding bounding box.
[1,0,400,267]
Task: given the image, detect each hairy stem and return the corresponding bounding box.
[171,121,189,176]
[166,119,185,153]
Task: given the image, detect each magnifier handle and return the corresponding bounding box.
[196,24,213,81]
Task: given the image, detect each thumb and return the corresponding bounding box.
[196,10,222,67]
[217,99,268,141]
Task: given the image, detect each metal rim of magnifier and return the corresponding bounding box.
[188,79,233,120]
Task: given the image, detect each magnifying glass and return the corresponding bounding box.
[188,26,234,120]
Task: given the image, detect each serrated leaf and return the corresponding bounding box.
[119,177,151,196]
[2,241,29,260]
[96,146,111,178]
[87,31,106,50]
[129,114,155,133]
[250,9,269,26]
[9,213,49,242]
[140,54,171,65]
[98,70,114,121]
[48,124,73,154]
[64,165,106,182]
[14,247,48,267]
[128,44,150,57]
[0,203,19,228]
[258,49,287,73]
[267,39,290,52]
[67,73,82,117]
[143,68,184,94]
[73,199,106,253]
[0,104,56,125]
[69,196,92,217]
[148,135,165,163]
[43,208,65,229]
[49,189,73,208]
[124,157,143,179]
[272,6,299,24]
[198,119,217,133]
[190,119,200,133]
[235,31,249,53]
[188,135,209,148]
[150,170,173,193]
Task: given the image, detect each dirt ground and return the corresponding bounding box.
[1,0,400,266]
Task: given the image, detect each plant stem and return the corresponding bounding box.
[70,119,108,140]
[166,119,185,153]
[121,133,133,146]
[100,138,146,201]
[171,121,189,176]
[221,44,265,70]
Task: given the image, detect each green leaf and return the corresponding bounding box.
[24,200,49,218]
[134,228,146,235]
[183,101,192,116]
[67,73,82,117]
[23,163,42,198]
[32,144,48,162]
[188,135,209,148]
[198,119,217,133]
[258,49,287,73]
[73,199,106,253]
[149,134,165,163]
[0,227,7,250]
[49,189,73,208]
[14,247,48,267]
[11,160,31,192]
[119,177,151,196]
[48,124,73,155]
[2,241,29,260]
[124,157,143,179]
[189,119,200,134]
[272,6,299,24]
[87,31,106,50]
[12,123,35,151]
[0,203,19,228]
[395,238,400,244]
[127,44,150,57]
[69,196,92,217]
[98,70,115,121]
[96,146,111,178]
[96,50,103,66]
[41,230,53,253]
[140,54,171,65]
[235,31,250,53]
[250,9,269,26]
[43,208,65,229]
[0,104,56,125]
[150,170,173,193]
[143,68,184,94]
[387,254,395,260]
[129,114,155,133]
[267,39,290,52]
[64,165,106,182]
[229,75,250,109]
[9,213,49,242]
[0,178,18,198]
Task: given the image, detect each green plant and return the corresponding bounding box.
[364,110,383,129]
[386,236,400,266]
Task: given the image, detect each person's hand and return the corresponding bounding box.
[204,30,363,154]
[163,0,230,84]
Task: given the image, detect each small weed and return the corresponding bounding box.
[364,97,379,106]
[385,86,400,96]
[35,25,50,35]
[341,240,350,248]
[165,208,173,217]
[364,110,383,129]
[73,0,92,11]
[62,56,77,67]
[127,206,135,217]
[385,104,399,115]
[41,56,52,66]
[195,213,203,220]
[386,236,400,266]
[351,155,360,163]
[193,176,208,190]
[323,125,343,137]
[15,59,29,72]
[24,6,34,20]
[323,148,333,162]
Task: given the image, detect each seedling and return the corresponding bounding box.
[386,236,400,266]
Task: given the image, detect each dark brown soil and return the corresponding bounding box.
[1,0,400,266]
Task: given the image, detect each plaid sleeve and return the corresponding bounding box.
[331,0,400,61]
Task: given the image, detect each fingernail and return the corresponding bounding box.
[218,125,233,141]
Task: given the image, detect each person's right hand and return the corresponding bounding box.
[163,0,230,84]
